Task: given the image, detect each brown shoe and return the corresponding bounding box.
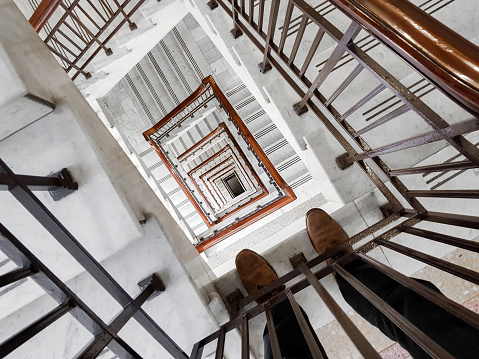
[235,249,283,303]
[306,208,350,257]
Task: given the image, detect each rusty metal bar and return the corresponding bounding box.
[297,262,381,358]
[0,302,74,357]
[400,209,479,230]
[0,160,188,359]
[0,224,142,358]
[325,64,363,106]
[241,315,249,359]
[257,0,265,34]
[278,1,294,53]
[248,0,254,23]
[111,0,136,30]
[299,28,325,77]
[189,342,204,359]
[214,328,226,359]
[340,118,479,166]
[288,15,308,65]
[388,160,476,176]
[259,0,280,73]
[264,302,282,359]
[231,0,243,38]
[358,253,479,329]
[376,239,479,285]
[77,283,158,358]
[399,226,479,253]
[338,83,386,121]
[352,105,409,137]
[286,291,325,359]
[0,266,35,288]
[294,21,361,114]
[335,265,455,359]
[405,189,479,199]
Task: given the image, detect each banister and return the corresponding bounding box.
[29,0,62,33]
[329,0,479,116]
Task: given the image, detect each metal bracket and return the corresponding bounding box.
[226,288,244,305]
[258,61,272,74]
[48,168,78,201]
[138,272,165,301]
[289,252,307,268]
[293,102,308,116]
[207,0,218,9]
[230,27,243,39]
[336,152,354,170]
[379,203,396,218]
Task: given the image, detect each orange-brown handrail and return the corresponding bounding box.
[29,0,62,33]
[143,76,296,252]
[330,0,479,115]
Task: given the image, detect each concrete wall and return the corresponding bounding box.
[0,1,224,356]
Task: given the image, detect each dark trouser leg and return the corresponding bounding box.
[337,259,479,359]
[263,300,329,359]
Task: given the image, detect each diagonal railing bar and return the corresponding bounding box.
[0,159,188,359]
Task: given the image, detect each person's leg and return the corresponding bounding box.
[336,259,479,359]
[263,300,328,359]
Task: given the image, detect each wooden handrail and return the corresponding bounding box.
[143,76,296,251]
[330,0,479,115]
[29,0,62,33]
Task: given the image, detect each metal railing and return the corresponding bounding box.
[182,0,479,357]
[28,0,146,80]
[0,159,187,359]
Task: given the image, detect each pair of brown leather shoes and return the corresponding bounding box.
[236,208,350,301]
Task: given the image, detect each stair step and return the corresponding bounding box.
[91,43,130,73]
[148,44,187,104]
[277,154,308,183]
[140,0,179,19]
[114,13,155,48]
[161,32,201,92]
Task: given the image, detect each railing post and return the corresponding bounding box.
[258,0,280,74]
[207,0,218,9]
[231,0,243,39]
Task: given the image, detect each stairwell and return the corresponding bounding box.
[1,0,478,357]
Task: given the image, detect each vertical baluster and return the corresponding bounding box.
[241,315,250,359]
[264,302,282,359]
[286,291,325,359]
[288,14,308,66]
[257,0,266,33]
[249,0,254,23]
[297,261,381,358]
[111,0,137,30]
[278,1,294,54]
[299,28,324,77]
[258,0,281,73]
[215,328,226,359]
[231,0,243,38]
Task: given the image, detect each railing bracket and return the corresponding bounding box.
[289,252,306,268]
[105,48,113,56]
[258,61,272,74]
[207,0,218,9]
[48,168,78,201]
[230,27,243,39]
[293,102,308,116]
[138,272,165,301]
[336,153,354,170]
[129,22,137,31]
